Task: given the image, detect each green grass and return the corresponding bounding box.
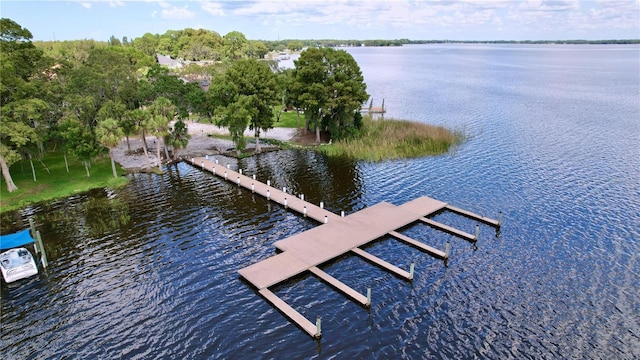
[273,107,304,128]
[0,151,129,213]
[316,116,464,161]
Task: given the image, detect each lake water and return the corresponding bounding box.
[2,44,639,359]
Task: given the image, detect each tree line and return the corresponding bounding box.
[1,18,369,193]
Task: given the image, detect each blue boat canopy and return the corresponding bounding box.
[0,229,35,251]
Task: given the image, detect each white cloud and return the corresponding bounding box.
[80,2,92,9]
[201,1,225,16]
[109,1,125,7]
[161,5,196,20]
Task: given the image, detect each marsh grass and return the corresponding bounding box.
[0,151,128,213]
[318,116,464,161]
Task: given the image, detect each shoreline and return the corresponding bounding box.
[113,122,298,171]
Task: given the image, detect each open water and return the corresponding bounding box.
[1,44,639,359]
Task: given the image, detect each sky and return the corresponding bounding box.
[1,0,639,42]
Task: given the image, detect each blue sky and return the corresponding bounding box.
[2,1,639,42]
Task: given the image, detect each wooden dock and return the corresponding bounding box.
[186,157,500,338]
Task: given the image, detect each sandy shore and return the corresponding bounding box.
[112,122,297,171]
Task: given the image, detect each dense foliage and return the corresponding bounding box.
[0,18,371,193]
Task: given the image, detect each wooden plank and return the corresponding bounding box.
[420,217,476,242]
[258,288,320,338]
[351,247,412,280]
[309,266,369,306]
[238,252,310,290]
[388,231,447,259]
[445,205,500,227]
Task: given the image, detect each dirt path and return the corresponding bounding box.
[112,122,298,171]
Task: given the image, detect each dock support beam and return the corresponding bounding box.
[315,317,322,338]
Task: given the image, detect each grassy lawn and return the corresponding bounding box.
[0,151,128,213]
[273,107,304,128]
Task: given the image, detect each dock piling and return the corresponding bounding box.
[201,161,204,168]
[341,211,345,217]
[224,171,228,180]
[267,180,271,187]
[303,206,307,216]
[320,201,324,209]
[315,317,322,338]
[301,194,304,201]
[409,262,415,280]
[324,215,328,224]
[498,212,503,227]
[237,176,241,185]
[366,288,371,306]
[253,174,256,180]
[239,169,243,175]
[284,198,288,208]
[36,230,47,268]
[267,190,270,200]
[251,183,255,193]
[474,225,479,241]
[215,159,218,164]
[283,187,287,193]
[445,242,451,259]
[226,164,230,169]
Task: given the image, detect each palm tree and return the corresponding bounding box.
[149,97,177,167]
[95,118,124,178]
[125,108,152,168]
[166,119,191,160]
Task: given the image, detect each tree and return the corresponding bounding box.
[0,18,45,191]
[148,97,176,168]
[125,108,152,168]
[212,59,278,153]
[57,116,100,177]
[223,31,248,61]
[96,118,124,178]
[294,47,368,142]
[165,119,190,160]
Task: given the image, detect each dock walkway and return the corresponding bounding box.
[187,157,500,338]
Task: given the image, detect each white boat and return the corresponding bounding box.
[0,247,38,283]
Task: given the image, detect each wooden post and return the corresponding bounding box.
[300,194,304,201]
[267,180,271,187]
[237,176,241,185]
[29,218,38,254]
[498,212,503,227]
[36,230,47,269]
[253,174,256,180]
[320,201,324,209]
[251,183,255,193]
[283,187,287,193]
[267,190,270,200]
[224,171,228,180]
[445,242,451,259]
[191,157,194,163]
[215,159,219,164]
[303,206,307,216]
[324,215,328,224]
[226,164,230,169]
[341,211,345,217]
[239,169,242,175]
[409,262,415,280]
[205,155,209,159]
[284,198,288,208]
[315,316,322,338]
[366,288,371,306]
[474,225,479,241]
[201,161,204,168]
[213,167,216,175]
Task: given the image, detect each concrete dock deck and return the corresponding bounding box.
[187,157,500,338]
